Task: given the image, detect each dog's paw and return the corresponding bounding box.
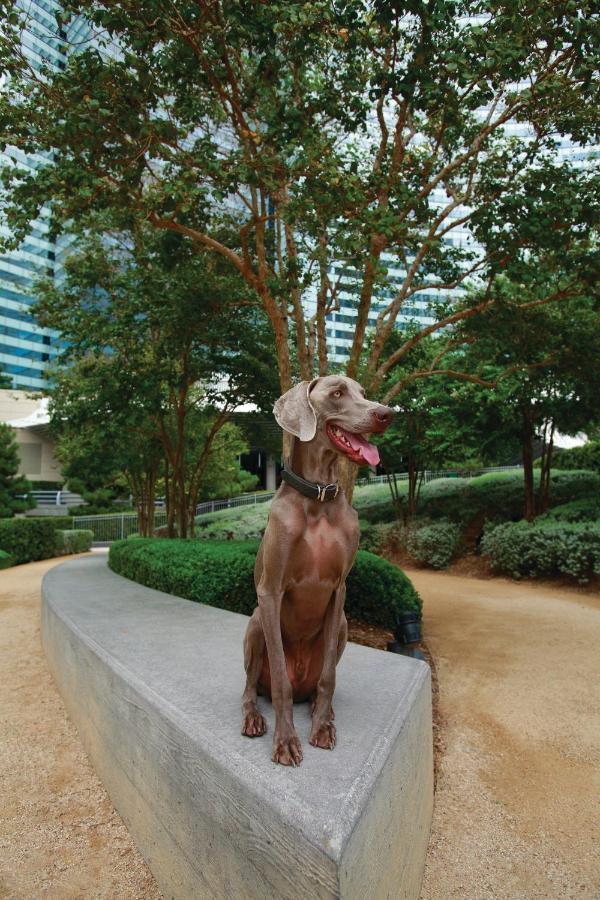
[309,721,337,750]
[272,734,303,766]
[241,712,267,737]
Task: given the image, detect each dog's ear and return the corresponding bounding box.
[273,379,319,441]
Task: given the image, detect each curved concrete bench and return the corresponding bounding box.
[42,556,433,899]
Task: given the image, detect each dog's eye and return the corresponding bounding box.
[333,390,342,398]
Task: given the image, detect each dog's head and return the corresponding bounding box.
[273,375,394,466]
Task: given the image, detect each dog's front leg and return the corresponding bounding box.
[258,587,303,766]
[310,583,347,750]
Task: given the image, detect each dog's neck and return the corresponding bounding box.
[289,435,339,485]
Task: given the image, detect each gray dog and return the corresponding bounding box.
[241,375,394,766]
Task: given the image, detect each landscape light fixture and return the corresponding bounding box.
[387,611,426,661]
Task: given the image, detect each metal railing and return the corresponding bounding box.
[72,511,168,543]
[30,490,85,507]
[68,465,524,544]
[195,491,276,515]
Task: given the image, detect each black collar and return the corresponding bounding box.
[281,467,340,503]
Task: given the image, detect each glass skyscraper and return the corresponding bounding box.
[0,1,90,390]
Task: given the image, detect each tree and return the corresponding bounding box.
[1,4,598,388]
[38,219,278,535]
[0,423,34,517]
[448,286,600,520]
[49,356,165,534]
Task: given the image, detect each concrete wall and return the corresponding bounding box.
[42,556,433,899]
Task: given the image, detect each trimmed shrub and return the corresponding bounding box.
[407,519,462,569]
[0,518,64,564]
[108,538,421,628]
[538,499,600,523]
[0,549,14,569]
[416,470,600,524]
[26,515,74,530]
[552,442,600,472]
[358,520,407,557]
[55,529,93,554]
[481,520,600,583]
[195,505,269,541]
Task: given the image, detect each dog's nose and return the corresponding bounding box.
[371,405,394,428]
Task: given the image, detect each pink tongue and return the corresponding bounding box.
[346,430,380,466]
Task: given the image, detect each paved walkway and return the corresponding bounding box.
[0,557,160,899]
[412,569,600,900]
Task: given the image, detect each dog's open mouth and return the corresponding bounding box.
[326,422,380,466]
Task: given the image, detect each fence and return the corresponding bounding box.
[70,466,523,545]
[30,490,85,508]
[72,511,168,543]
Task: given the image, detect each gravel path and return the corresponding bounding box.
[0,557,160,899]
[1,557,598,898]
[411,568,600,900]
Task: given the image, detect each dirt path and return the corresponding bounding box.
[411,568,600,900]
[0,557,161,900]
[2,557,598,899]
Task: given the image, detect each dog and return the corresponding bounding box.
[240,375,394,765]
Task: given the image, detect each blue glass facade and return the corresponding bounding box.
[0,2,89,389]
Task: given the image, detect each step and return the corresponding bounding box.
[42,556,433,899]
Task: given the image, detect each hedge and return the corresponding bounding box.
[481,520,600,583]
[407,520,462,569]
[416,470,600,524]
[109,538,421,628]
[551,442,600,473]
[0,518,66,564]
[56,529,93,554]
[0,549,14,569]
[538,499,600,524]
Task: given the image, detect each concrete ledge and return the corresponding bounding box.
[42,556,433,899]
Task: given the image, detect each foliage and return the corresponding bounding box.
[55,528,93,554]
[0,424,34,517]
[416,470,600,525]
[406,520,462,570]
[552,442,600,473]
[70,503,133,516]
[359,520,394,554]
[34,216,278,537]
[0,518,65,564]
[481,520,600,584]
[537,499,600,524]
[108,538,421,628]
[196,505,269,542]
[0,548,14,569]
[1,0,598,422]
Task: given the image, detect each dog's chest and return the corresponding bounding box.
[294,516,353,584]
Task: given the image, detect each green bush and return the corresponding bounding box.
[481,520,600,583]
[0,518,63,564]
[109,538,421,628]
[26,515,74,530]
[55,529,93,554]
[195,504,269,541]
[0,548,14,569]
[407,519,462,569]
[70,504,135,516]
[538,499,600,523]
[552,442,600,472]
[416,470,600,524]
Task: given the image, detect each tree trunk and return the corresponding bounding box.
[337,458,358,503]
[538,419,555,514]
[407,453,420,519]
[164,455,176,538]
[385,467,405,523]
[521,406,536,523]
